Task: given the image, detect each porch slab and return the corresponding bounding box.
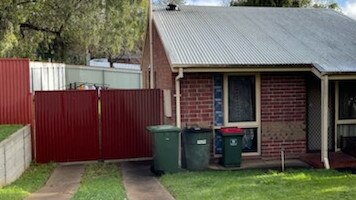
[209,158,310,170]
[300,152,356,169]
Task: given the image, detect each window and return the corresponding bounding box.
[228,76,256,122]
[224,74,260,154]
[339,81,356,119]
[336,81,356,150]
[241,128,258,152]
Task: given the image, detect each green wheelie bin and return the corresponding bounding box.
[147,125,181,175]
[221,127,244,167]
[183,127,212,170]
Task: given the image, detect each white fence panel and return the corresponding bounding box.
[30,62,66,91]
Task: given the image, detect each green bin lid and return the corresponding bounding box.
[147,125,181,133]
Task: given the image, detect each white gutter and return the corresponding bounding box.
[321,75,330,169]
[175,68,184,128]
[149,0,154,89]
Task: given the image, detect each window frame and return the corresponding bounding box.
[223,73,261,155]
[335,81,356,151]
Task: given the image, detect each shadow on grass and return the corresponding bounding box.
[0,163,56,200]
[160,169,356,200]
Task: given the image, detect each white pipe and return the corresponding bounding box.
[321,75,330,169]
[175,68,184,128]
[175,68,183,168]
[323,157,330,169]
[149,0,154,89]
[281,149,285,172]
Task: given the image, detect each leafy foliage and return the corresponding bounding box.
[153,0,186,5]
[230,0,339,9]
[230,0,310,7]
[0,0,148,65]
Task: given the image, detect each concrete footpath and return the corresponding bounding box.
[121,161,175,200]
[25,165,84,200]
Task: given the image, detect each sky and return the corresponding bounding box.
[184,0,356,20]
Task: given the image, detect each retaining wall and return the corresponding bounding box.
[0,125,31,186]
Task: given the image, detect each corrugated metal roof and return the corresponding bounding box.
[153,6,356,72]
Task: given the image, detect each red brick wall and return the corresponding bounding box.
[261,140,306,159]
[141,23,173,90]
[141,27,150,88]
[180,74,214,128]
[261,75,306,122]
[261,74,306,159]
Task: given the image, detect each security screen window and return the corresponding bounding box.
[227,75,257,152]
[228,76,256,122]
[339,81,356,120]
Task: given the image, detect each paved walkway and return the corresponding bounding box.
[25,164,84,200]
[121,161,175,200]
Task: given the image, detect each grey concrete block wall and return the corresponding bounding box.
[0,125,32,186]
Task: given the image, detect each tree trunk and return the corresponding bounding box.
[108,55,114,68]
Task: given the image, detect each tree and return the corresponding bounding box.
[230,0,310,7]
[0,0,148,65]
[313,1,341,11]
[90,0,148,67]
[230,0,339,9]
[153,0,186,5]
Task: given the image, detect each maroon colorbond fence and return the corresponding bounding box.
[0,59,32,124]
[101,89,163,160]
[34,89,162,163]
[35,91,100,163]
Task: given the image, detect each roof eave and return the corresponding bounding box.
[171,63,314,73]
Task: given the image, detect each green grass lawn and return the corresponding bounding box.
[71,163,126,200]
[0,163,56,200]
[160,169,356,200]
[0,125,23,142]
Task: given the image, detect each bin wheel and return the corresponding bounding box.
[150,165,164,176]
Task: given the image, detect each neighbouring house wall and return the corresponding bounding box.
[261,74,306,159]
[66,65,141,89]
[0,125,32,187]
[180,74,214,128]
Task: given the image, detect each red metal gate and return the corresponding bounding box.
[35,89,163,162]
[101,89,163,160]
[35,91,100,163]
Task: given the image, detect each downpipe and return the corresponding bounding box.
[175,68,183,168]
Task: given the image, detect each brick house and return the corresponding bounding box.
[142,6,356,168]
